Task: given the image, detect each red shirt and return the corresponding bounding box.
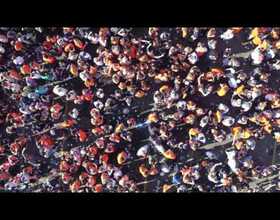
[78,129,87,142]
[39,135,54,149]
[130,46,137,59]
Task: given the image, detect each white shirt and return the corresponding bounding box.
[220,29,234,40]
[99,38,107,47]
[68,52,78,61]
[222,116,235,127]
[208,39,217,50]
[11,83,21,93]
[94,100,104,110]
[53,85,67,97]
[93,57,104,66]
[154,143,165,154]
[136,145,149,157]
[273,111,280,119]
[176,100,186,109]
[251,48,264,65]
[161,164,170,173]
[69,108,79,119]
[79,51,91,60]
[0,34,8,43]
[13,56,24,65]
[195,45,208,54]
[113,169,122,180]
[79,71,89,82]
[90,34,99,44]
[225,150,238,173]
[117,29,128,37]
[0,45,5,54]
[96,89,105,99]
[238,116,248,125]
[231,97,242,107]
[199,116,209,128]
[170,90,178,100]
[246,139,256,150]
[197,133,206,143]
[112,45,120,55]
[218,103,229,113]
[188,52,198,64]
[241,101,252,112]
[266,49,275,59]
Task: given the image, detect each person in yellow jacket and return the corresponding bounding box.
[159,85,170,93]
[250,27,270,51]
[234,84,245,96]
[232,126,242,138]
[241,128,252,139]
[139,164,149,178]
[257,114,270,126]
[163,184,173,193]
[189,128,199,138]
[181,28,188,38]
[115,123,125,133]
[234,140,244,150]
[162,149,176,160]
[215,111,222,124]
[263,123,272,134]
[135,90,145,98]
[271,98,280,109]
[20,64,32,75]
[117,151,128,165]
[274,132,280,143]
[73,38,85,49]
[217,83,229,96]
[250,27,260,46]
[70,63,78,77]
[147,112,158,123]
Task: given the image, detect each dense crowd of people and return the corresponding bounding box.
[1,27,280,192]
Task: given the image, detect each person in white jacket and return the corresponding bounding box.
[53,85,67,97]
